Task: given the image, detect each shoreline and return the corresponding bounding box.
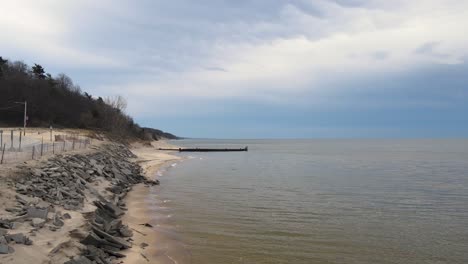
[121,140,183,264]
[0,136,181,264]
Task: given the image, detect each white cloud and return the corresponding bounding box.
[0,0,121,68]
[2,0,468,117]
[100,0,468,108]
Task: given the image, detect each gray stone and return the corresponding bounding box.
[53,215,64,227]
[63,213,72,219]
[119,226,133,237]
[0,220,13,229]
[27,207,49,219]
[5,233,32,245]
[31,218,46,228]
[64,256,94,264]
[92,227,131,249]
[0,244,14,254]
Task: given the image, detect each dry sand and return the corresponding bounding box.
[0,128,108,264]
[0,127,181,264]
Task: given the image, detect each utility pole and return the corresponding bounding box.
[14,101,27,136]
[23,101,27,136]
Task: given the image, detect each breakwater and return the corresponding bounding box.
[0,143,158,263]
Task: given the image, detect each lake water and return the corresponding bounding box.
[150,139,468,264]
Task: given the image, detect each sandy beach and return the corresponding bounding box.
[0,131,181,264]
[121,141,184,264]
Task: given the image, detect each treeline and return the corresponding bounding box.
[0,56,178,141]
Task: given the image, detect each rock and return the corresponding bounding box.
[102,247,126,258]
[5,233,32,245]
[5,207,25,213]
[53,214,64,227]
[81,232,123,249]
[0,220,14,229]
[0,236,7,245]
[140,242,149,249]
[27,207,49,219]
[64,256,94,264]
[63,213,72,220]
[31,218,46,228]
[119,226,133,237]
[0,244,14,254]
[92,227,132,249]
[0,229,7,236]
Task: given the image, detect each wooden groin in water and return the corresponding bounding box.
[159,146,248,152]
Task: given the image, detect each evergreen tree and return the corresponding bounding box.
[32,63,46,79]
[0,56,7,78]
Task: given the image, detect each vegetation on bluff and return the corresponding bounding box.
[0,56,177,141]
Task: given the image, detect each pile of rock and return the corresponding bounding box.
[67,147,162,263]
[15,144,156,211]
[71,200,133,263]
[3,143,160,261]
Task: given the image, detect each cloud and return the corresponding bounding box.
[90,0,468,110]
[0,1,122,68]
[1,0,468,137]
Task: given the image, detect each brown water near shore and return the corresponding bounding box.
[122,183,191,264]
[149,139,468,264]
[122,142,190,264]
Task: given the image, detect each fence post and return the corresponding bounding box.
[10,130,14,150]
[1,144,6,164]
[41,138,44,156]
[72,139,75,150]
[19,131,22,152]
[0,130,3,147]
[53,142,55,154]
[32,146,35,159]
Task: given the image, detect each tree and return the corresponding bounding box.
[0,56,7,78]
[46,73,56,86]
[32,63,46,79]
[56,73,73,90]
[105,95,127,112]
[0,56,7,67]
[84,92,93,100]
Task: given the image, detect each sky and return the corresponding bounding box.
[1,0,467,138]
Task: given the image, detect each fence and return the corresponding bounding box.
[0,129,91,165]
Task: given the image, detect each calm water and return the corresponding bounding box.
[152,139,468,264]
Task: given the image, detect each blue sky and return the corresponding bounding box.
[1,0,467,138]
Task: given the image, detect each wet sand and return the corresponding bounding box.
[122,141,191,264]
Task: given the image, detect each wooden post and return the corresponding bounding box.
[23,101,27,136]
[63,141,66,152]
[10,130,13,150]
[41,137,44,156]
[53,142,55,154]
[72,139,75,150]
[0,130,3,147]
[1,144,6,164]
[32,145,35,159]
[19,131,22,152]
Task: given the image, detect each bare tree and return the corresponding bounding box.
[105,95,127,111]
[55,73,74,90]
